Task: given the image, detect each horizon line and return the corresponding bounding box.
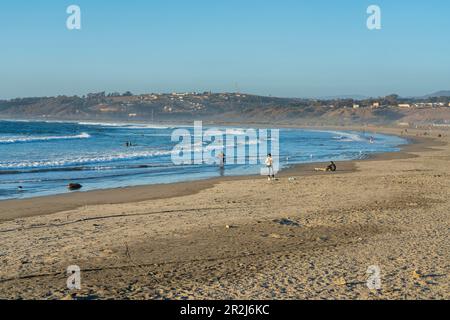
[2,89,449,101]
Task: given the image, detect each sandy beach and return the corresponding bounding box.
[0,126,448,300]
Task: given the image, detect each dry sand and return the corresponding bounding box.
[0,126,449,300]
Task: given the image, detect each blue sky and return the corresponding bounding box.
[0,0,449,99]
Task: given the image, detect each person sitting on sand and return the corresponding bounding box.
[315,161,337,172]
[327,161,337,172]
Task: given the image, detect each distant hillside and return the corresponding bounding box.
[0,92,449,126]
[421,90,450,98]
[317,94,369,100]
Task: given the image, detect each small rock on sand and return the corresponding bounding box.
[317,235,329,241]
[333,277,347,286]
[68,183,83,191]
[269,233,282,239]
[274,218,300,227]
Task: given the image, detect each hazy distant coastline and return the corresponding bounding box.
[1,91,450,126]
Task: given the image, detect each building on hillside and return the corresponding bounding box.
[87,92,106,99]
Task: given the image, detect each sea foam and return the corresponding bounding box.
[0,133,91,144]
[0,149,173,169]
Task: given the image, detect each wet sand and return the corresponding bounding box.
[0,126,448,299]
[0,127,426,221]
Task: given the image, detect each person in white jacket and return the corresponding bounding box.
[265,153,275,180]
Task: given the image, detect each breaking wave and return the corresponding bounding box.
[0,150,173,169]
[77,122,169,129]
[326,131,365,142]
[0,133,91,144]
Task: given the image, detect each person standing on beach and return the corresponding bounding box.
[217,151,226,177]
[265,153,275,180]
[218,151,225,168]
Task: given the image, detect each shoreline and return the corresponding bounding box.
[1,124,448,299]
[0,126,443,221]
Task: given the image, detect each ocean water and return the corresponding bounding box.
[0,120,407,200]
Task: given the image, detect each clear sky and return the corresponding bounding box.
[0,0,449,99]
